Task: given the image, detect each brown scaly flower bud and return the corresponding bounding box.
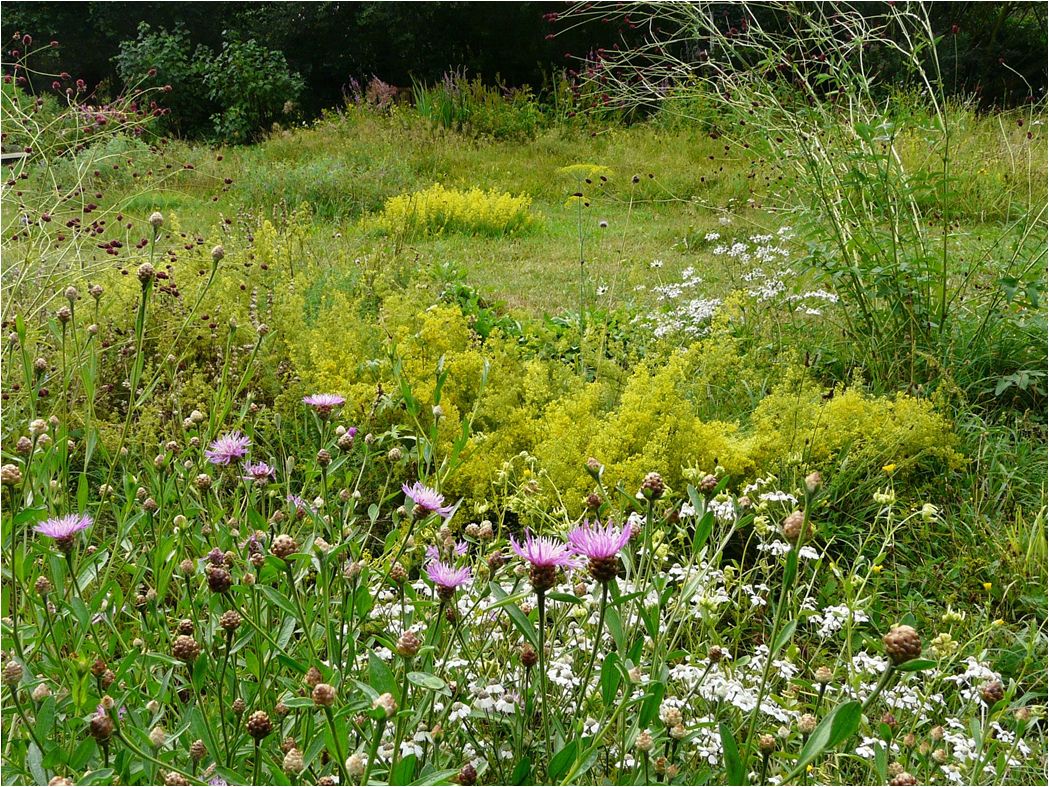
[272,534,298,559]
[190,739,207,762]
[34,576,52,596]
[903,733,917,748]
[317,449,331,468]
[283,748,305,776]
[280,737,298,755]
[639,472,665,500]
[883,625,922,665]
[89,711,114,742]
[708,645,725,663]
[164,772,190,786]
[457,763,477,786]
[56,306,71,324]
[246,710,273,740]
[805,471,823,494]
[889,773,917,786]
[304,666,323,688]
[337,431,355,450]
[930,725,944,741]
[487,550,505,572]
[635,731,653,752]
[3,660,24,686]
[211,245,225,263]
[814,666,833,685]
[980,680,1005,706]
[100,669,116,689]
[177,619,194,636]
[206,565,233,593]
[887,763,904,778]
[782,510,808,542]
[390,562,408,584]
[194,474,212,491]
[214,609,240,633]
[1,464,22,485]
[881,712,898,730]
[798,714,818,736]
[699,473,718,493]
[372,692,397,718]
[312,683,337,708]
[90,658,108,678]
[149,211,165,229]
[758,734,777,756]
[137,263,156,285]
[521,643,538,670]
[397,631,422,659]
[232,698,246,715]
[585,492,603,511]
[172,635,201,664]
[180,558,196,576]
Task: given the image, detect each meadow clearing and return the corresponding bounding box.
[1,3,1047,785]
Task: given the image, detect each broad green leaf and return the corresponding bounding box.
[720,723,746,786]
[369,651,397,696]
[407,671,447,692]
[786,700,861,780]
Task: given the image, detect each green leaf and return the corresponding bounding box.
[771,619,798,656]
[786,700,862,780]
[407,671,447,692]
[599,653,621,707]
[547,740,578,783]
[639,681,665,727]
[719,723,746,786]
[489,582,539,650]
[894,658,936,672]
[509,757,532,785]
[369,652,397,696]
[391,754,417,785]
[27,743,46,785]
[257,585,298,618]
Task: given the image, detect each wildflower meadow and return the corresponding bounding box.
[1,2,1047,786]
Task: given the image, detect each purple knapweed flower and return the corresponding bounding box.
[287,493,316,516]
[510,530,580,592]
[205,432,250,465]
[402,482,456,519]
[35,513,92,552]
[303,393,345,416]
[567,519,631,583]
[426,559,472,600]
[241,461,274,483]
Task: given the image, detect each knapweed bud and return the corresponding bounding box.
[56,306,71,324]
[246,710,273,740]
[149,725,167,747]
[137,263,156,285]
[397,631,422,658]
[316,449,331,467]
[889,773,917,786]
[798,714,817,736]
[149,211,164,229]
[639,472,665,500]
[32,683,51,701]
[312,683,336,708]
[782,510,808,542]
[635,730,653,752]
[804,471,823,494]
[373,692,397,718]
[172,635,200,663]
[194,474,212,491]
[34,575,52,595]
[29,418,48,436]
[1,464,22,485]
[304,666,323,688]
[190,739,206,762]
[346,753,367,777]
[980,679,1004,706]
[89,283,103,300]
[457,763,477,786]
[883,625,922,665]
[814,666,833,685]
[390,562,408,584]
[758,734,777,756]
[3,660,24,686]
[283,747,305,776]
[232,698,246,715]
[211,245,224,263]
[89,710,114,742]
[64,285,79,303]
[272,534,298,559]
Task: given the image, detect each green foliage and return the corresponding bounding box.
[367,183,536,238]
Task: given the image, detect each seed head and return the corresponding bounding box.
[246,710,273,740]
[164,773,190,786]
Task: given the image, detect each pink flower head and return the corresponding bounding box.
[426,560,472,591]
[241,461,274,483]
[402,482,455,519]
[567,519,631,560]
[303,394,345,415]
[205,432,250,465]
[35,513,92,541]
[509,530,578,569]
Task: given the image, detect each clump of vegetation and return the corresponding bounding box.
[368,183,537,238]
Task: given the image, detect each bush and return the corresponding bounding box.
[367,183,536,238]
[203,36,304,144]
